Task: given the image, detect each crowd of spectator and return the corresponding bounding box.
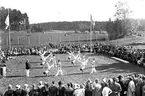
[1,42,145,67]
[1,73,145,96]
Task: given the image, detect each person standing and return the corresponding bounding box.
[57,81,66,96]
[90,58,97,74]
[21,84,30,96]
[127,77,135,96]
[65,83,74,96]
[117,75,125,96]
[25,59,31,77]
[29,84,39,96]
[14,85,22,96]
[55,60,63,76]
[102,84,112,96]
[49,81,58,96]
[109,77,122,96]
[4,84,14,96]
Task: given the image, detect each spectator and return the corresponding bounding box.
[92,79,102,96]
[14,85,22,96]
[141,76,145,96]
[29,84,39,96]
[65,83,74,96]
[42,82,51,96]
[109,77,122,96]
[85,81,92,96]
[57,81,65,96]
[49,81,58,96]
[134,76,142,96]
[25,59,31,77]
[37,81,44,96]
[4,84,14,96]
[118,75,125,96]
[101,78,108,90]
[127,77,135,96]
[102,83,112,96]
[21,84,30,96]
[73,84,85,96]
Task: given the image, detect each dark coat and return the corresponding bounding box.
[25,61,31,69]
[49,86,58,96]
[4,90,14,96]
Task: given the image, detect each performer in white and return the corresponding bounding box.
[79,56,90,73]
[50,54,57,68]
[67,51,74,61]
[71,51,82,65]
[43,54,56,76]
[55,60,63,76]
[40,51,52,66]
[90,58,97,74]
[43,61,51,76]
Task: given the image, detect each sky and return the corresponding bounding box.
[0,0,145,24]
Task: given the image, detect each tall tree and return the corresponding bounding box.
[0,6,29,31]
[114,1,139,36]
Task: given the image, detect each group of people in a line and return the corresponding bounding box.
[2,73,145,96]
[1,42,145,67]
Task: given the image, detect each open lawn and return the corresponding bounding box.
[0,53,145,93]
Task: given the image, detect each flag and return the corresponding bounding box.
[20,18,26,24]
[5,14,9,29]
[90,14,95,27]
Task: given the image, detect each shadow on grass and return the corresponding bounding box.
[62,65,79,68]
[67,72,90,76]
[6,75,25,78]
[32,75,54,78]
[61,60,70,62]
[30,61,41,64]
[95,62,145,74]
[31,66,44,69]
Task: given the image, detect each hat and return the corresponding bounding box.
[44,82,48,85]
[127,76,133,80]
[142,76,145,80]
[8,84,12,89]
[58,81,62,85]
[108,78,113,83]
[39,81,43,85]
[16,85,20,89]
[88,78,92,83]
[102,78,107,83]
[74,83,80,89]
[118,75,123,79]
[113,77,117,81]
[95,79,99,83]
[24,84,28,87]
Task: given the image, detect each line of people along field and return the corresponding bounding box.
[1,42,145,68]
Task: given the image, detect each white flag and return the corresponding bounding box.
[90,15,95,27]
[5,15,9,29]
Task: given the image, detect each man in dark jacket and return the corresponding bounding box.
[14,85,22,96]
[49,81,58,96]
[65,83,74,96]
[4,84,14,96]
[25,59,31,77]
[42,82,51,96]
[57,81,65,96]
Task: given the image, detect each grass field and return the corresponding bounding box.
[1,30,145,93]
[0,53,145,93]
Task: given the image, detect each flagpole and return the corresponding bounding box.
[90,22,92,53]
[8,8,11,51]
[90,15,93,53]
